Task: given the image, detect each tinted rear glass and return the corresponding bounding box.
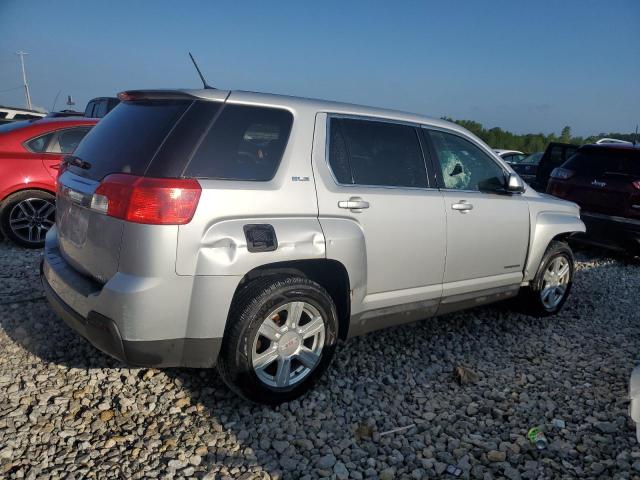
[329,118,428,188]
[70,100,191,180]
[184,104,293,181]
[564,148,640,176]
[26,132,55,152]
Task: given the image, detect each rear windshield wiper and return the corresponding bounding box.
[63,154,92,170]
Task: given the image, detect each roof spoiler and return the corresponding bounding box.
[117,90,197,102]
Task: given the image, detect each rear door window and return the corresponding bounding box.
[70,100,192,180]
[185,104,293,181]
[328,117,428,188]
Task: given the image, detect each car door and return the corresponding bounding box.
[313,114,446,334]
[424,128,529,310]
[40,127,92,178]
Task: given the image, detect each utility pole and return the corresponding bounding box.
[16,51,32,110]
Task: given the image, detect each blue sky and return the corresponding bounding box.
[1,0,638,136]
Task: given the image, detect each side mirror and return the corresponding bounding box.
[506,173,526,193]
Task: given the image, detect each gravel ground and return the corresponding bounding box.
[1,239,639,480]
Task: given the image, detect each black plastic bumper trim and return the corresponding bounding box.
[41,275,221,368]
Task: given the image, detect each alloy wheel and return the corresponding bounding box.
[540,256,571,309]
[9,198,55,245]
[251,301,325,388]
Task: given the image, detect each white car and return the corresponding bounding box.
[0,105,46,124]
[494,149,527,164]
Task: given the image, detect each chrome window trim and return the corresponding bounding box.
[324,113,436,192]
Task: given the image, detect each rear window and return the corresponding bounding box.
[184,104,293,181]
[564,148,640,176]
[68,100,292,182]
[70,100,192,180]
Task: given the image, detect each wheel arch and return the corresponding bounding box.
[524,211,585,282]
[1,186,56,205]
[232,259,352,340]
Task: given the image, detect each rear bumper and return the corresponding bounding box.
[578,211,640,252]
[42,272,221,367]
[40,227,238,368]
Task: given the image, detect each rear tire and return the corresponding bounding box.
[217,276,339,405]
[515,240,575,317]
[0,190,56,248]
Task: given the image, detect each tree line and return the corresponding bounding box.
[442,118,638,153]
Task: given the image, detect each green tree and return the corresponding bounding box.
[441,117,637,151]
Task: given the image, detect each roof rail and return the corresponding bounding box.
[595,138,632,145]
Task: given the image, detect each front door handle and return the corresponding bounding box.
[451,200,473,213]
[338,197,369,211]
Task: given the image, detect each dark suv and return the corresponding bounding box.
[84,97,120,118]
[531,142,579,191]
[547,143,640,253]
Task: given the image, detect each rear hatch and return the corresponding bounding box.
[558,147,640,218]
[56,91,225,282]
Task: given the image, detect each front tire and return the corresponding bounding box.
[0,190,56,248]
[516,240,575,317]
[217,276,339,404]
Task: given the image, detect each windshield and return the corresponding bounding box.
[520,152,543,165]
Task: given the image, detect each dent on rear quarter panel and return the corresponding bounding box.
[183,217,326,276]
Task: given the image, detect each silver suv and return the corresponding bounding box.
[41,89,585,404]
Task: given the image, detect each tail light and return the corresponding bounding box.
[57,157,70,180]
[633,180,640,190]
[550,167,574,180]
[91,174,201,225]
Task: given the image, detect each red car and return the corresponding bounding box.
[0,117,97,247]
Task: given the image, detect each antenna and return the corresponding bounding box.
[188,52,214,89]
[634,125,638,146]
[51,90,61,112]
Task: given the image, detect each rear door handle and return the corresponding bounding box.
[451,200,473,213]
[338,197,369,210]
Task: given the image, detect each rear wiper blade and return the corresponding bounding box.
[63,154,92,170]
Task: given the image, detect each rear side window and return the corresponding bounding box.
[85,102,96,117]
[46,127,92,154]
[328,117,428,188]
[25,132,55,152]
[185,105,293,181]
[71,100,191,180]
[564,148,640,176]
